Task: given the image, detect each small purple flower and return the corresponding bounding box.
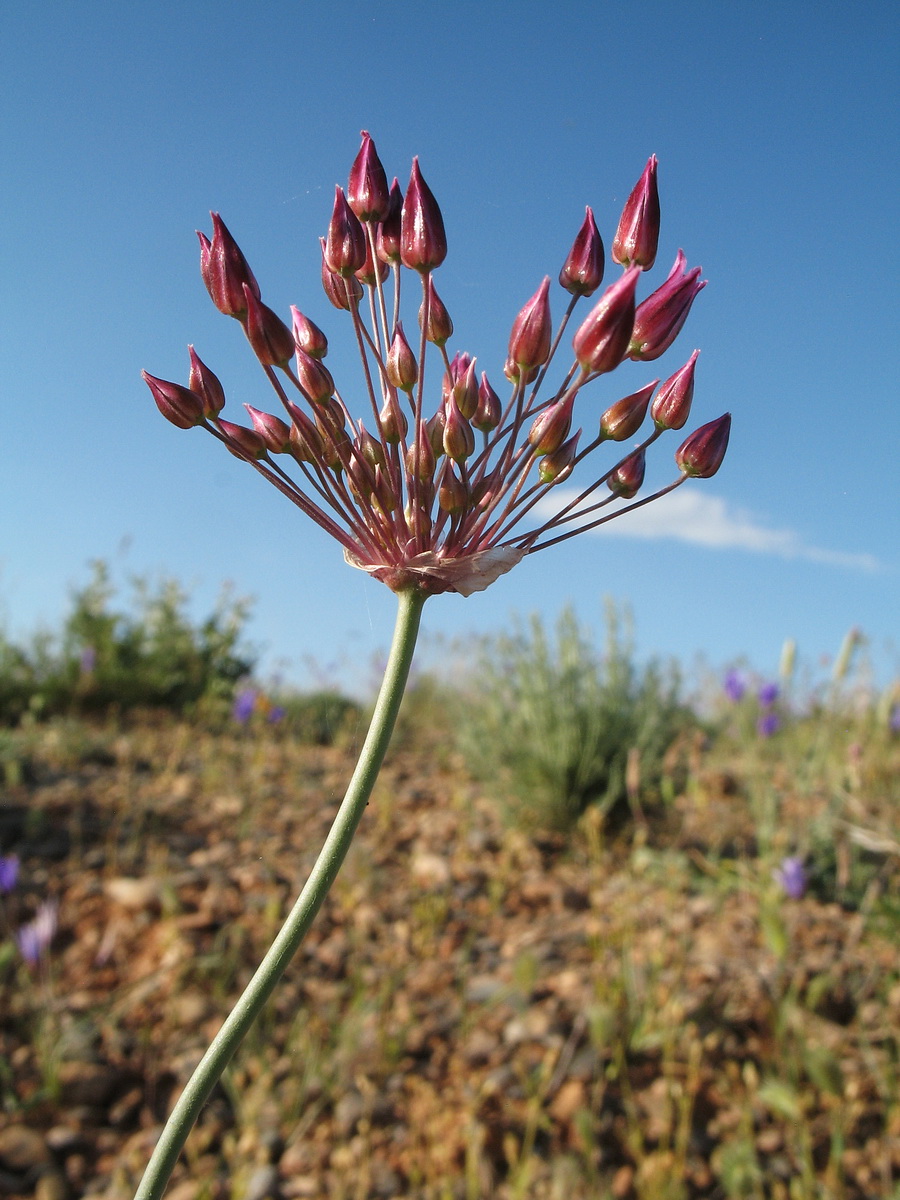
[758,681,779,707]
[16,899,58,965]
[0,855,19,894]
[757,712,780,738]
[232,687,257,724]
[890,703,900,734]
[723,669,746,703]
[774,856,807,900]
[267,705,286,724]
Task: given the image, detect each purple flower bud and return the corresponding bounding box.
[508,277,552,371]
[324,186,367,278]
[142,371,204,429]
[0,854,19,894]
[774,856,806,899]
[347,130,390,223]
[267,705,286,724]
[188,346,226,417]
[612,156,660,270]
[244,404,292,453]
[243,285,294,367]
[559,207,605,297]
[400,158,447,272]
[406,422,436,480]
[758,681,779,707]
[538,430,581,484]
[442,398,475,463]
[355,236,390,286]
[290,307,328,359]
[217,418,268,460]
[320,238,362,310]
[572,267,641,375]
[452,358,479,420]
[294,346,335,405]
[285,401,326,463]
[890,703,900,734]
[439,465,468,514]
[600,381,657,442]
[723,668,746,703]
[418,277,453,345]
[651,350,699,431]
[198,213,261,319]
[630,250,706,361]
[385,323,418,391]
[528,392,575,456]
[473,372,502,433]
[378,395,408,444]
[675,413,731,479]
[606,447,646,498]
[375,178,403,265]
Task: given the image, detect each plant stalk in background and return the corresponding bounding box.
[139,131,729,1196]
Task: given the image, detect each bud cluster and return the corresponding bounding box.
[144,134,730,596]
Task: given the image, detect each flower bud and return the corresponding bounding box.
[539,430,581,484]
[375,178,403,265]
[600,381,656,441]
[379,395,408,443]
[508,277,552,370]
[142,371,204,429]
[406,422,436,480]
[400,157,447,272]
[675,413,731,478]
[347,130,390,222]
[217,418,268,460]
[355,236,390,286]
[452,359,479,420]
[630,250,705,361]
[473,372,501,432]
[291,307,328,359]
[294,345,335,405]
[425,409,446,458]
[188,345,226,416]
[442,398,475,463]
[439,465,468,515]
[244,405,292,453]
[607,447,646,497]
[559,207,605,296]
[612,156,660,270]
[504,356,539,385]
[243,285,294,366]
[355,422,385,469]
[418,276,453,345]
[320,238,362,310]
[198,213,260,319]
[385,323,418,391]
[572,266,640,375]
[324,186,367,277]
[372,465,397,515]
[285,401,325,463]
[528,391,575,456]
[651,350,699,430]
[315,397,351,470]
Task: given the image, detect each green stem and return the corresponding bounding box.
[133,588,427,1200]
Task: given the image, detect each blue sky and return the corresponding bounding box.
[1,1,897,693]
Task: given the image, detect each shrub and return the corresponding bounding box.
[0,561,255,721]
[458,602,696,830]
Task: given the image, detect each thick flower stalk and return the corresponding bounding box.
[144,136,729,603]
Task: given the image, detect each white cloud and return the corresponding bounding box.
[539,487,880,572]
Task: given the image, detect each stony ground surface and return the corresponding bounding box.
[0,717,898,1199]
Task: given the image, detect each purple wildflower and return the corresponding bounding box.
[232,687,257,724]
[890,703,900,734]
[758,681,779,707]
[757,711,780,738]
[774,856,807,900]
[723,669,745,703]
[0,854,19,894]
[267,705,286,724]
[16,899,58,965]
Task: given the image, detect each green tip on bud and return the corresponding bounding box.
[539,430,581,484]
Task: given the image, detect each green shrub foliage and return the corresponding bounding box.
[0,561,255,720]
[459,603,696,829]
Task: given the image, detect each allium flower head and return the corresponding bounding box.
[145,136,729,597]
